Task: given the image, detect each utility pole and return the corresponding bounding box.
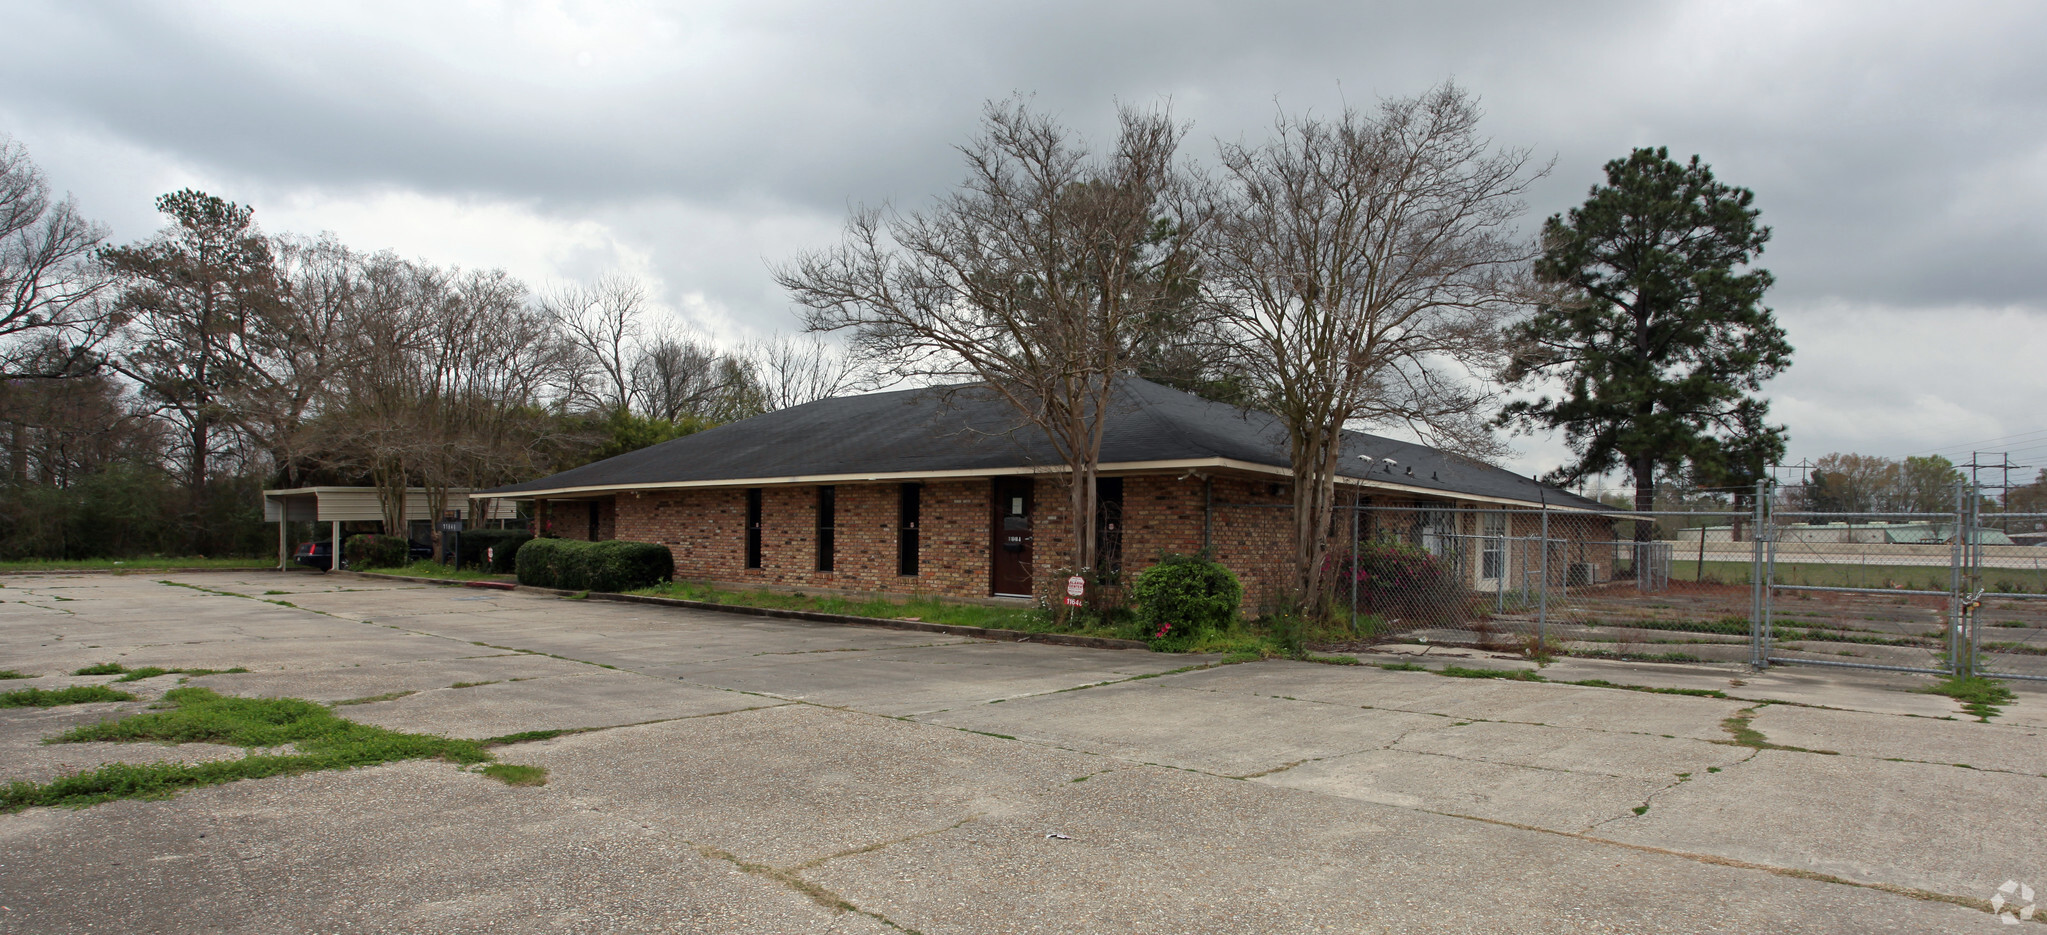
[1959,452,2028,533]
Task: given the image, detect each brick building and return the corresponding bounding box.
[479,378,1615,610]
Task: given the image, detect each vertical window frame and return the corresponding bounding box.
[744,488,763,569]
[815,485,836,572]
[898,483,922,577]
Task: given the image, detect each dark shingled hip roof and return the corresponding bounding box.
[479,376,1609,511]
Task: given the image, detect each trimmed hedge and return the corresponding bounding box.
[457,529,531,573]
[342,534,410,570]
[1132,553,1243,637]
[516,538,673,593]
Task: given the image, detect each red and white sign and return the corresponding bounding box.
[1064,575,1085,607]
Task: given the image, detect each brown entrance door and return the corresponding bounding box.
[991,477,1033,597]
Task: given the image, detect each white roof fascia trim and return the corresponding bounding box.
[490,456,1596,512]
[495,458,1283,499]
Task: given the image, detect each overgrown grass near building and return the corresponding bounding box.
[632,580,1051,631]
[374,561,510,582]
[630,579,1331,658]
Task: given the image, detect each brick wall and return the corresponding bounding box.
[531,497,614,541]
[612,479,995,598]
[565,473,1616,610]
[1027,474,1295,613]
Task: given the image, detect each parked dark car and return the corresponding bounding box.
[292,541,338,571]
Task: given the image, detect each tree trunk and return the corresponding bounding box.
[9,421,25,486]
[1631,454,1656,584]
[1290,419,1342,611]
[189,410,210,555]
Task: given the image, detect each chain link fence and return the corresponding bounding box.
[1323,504,1757,664]
[1270,483,2046,681]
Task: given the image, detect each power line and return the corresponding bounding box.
[1912,427,2047,457]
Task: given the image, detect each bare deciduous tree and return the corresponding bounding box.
[778,100,1203,580]
[735,333,871,412]
[630,321,726,422]
[1207,83,1542,606]
[544,274,646,415]
[0,136,114,379]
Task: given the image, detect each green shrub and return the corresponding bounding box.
[515,538,672,593]
[1132,553,1242,638]
[457,529,531,572]
[342,534,410,569]
[515,537,571,589]
[584,540,673,593]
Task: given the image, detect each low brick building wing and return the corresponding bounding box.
[477,377,1614,609]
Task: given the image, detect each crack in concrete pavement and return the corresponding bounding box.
[691,840,932,934]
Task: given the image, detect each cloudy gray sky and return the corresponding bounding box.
[4,1,2043,486]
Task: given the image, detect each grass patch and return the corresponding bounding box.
[1,687,535,812]
[1437,665,1546,682]
[1566,649,1706,664]
[372,561,510,582]
[1566,679,1729,699]
[1717,707,1836,753]
[636,581,1348,658]
[0,669,36,680]
[0,685,137,708]
[449,680,500,689]
[1686,559,2041,593]
[72,662,127,676]
[480,763,548,786]
[1918,676,2017,721]
[1721,712,1771,747]
[0,557,275,573]
[1585,617,1750,637]
[1631,805,1649,816]
[635,580,1046,631]
[1374,661,1428,672]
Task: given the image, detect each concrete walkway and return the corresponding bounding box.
[1,571,2041,933]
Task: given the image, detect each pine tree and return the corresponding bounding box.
[1500,147,1791,537]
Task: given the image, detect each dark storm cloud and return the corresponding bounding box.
[2,1,2044,474]
[9,1,2043,309]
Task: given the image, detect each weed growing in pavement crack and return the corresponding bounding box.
[1718,707,1838,754]
[113,666,250,683]
[479,763,548,786]
[330,691,417,706]
[1917,676,2015,722]
[0,686,544,811]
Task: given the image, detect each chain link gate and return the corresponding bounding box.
[1219,481,2046,679]
[1963,498,2047,682]
[1758,482,2047,681]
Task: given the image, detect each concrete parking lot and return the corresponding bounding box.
[1,571,2042,933]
